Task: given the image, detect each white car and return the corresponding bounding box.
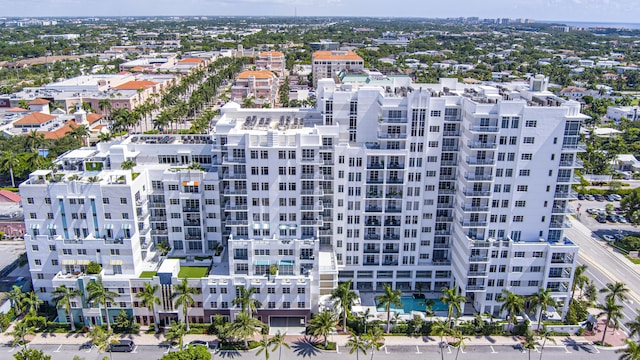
[602,235,615,242]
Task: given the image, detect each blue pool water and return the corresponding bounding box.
[375,295,448,314]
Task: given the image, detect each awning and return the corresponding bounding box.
[29,224,40,229]
[76,259,90,265]
[61,260,76,265]
[47,224,56,229]
[252,224,261,230]
[109,259,123,265]
[278,260,294,266]
[288,224,297,229]
[254,259,270,266]
[121,224,131,229]
[103,224,113,229]
[262,224,270,230]
[278,224,288,230]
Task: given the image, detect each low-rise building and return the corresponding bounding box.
[230,70,279,108]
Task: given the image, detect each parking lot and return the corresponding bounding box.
[573,198,636,240]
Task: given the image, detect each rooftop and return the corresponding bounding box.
[312,50,363,61]
[14,112,56,126]
[236,70,277,79]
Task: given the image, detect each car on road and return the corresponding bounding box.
[109,340,135,352]
[585,194,595,201]
[595,215,607,223]
[602,235,615,242]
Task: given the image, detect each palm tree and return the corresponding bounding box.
[450,328,470,360]
[25,130,46,152]
[498,289,524,333]
[529,288,556,333]
[7,285,25,315]
[362,327,384,360]
[120,160,136,171]
[9,320,34,347]
[345,335,368,360]
[88,326,114,360]
[0,150,21,187]
[229,311,264,349]
[440,287,466,328]
[522,330,540,360]
[330,280,358,332]
[571,264,589,303]
[166,321,187,350]
[69,124,90,146]
[135,283,160,331]
[626,311,640,339]
[98,132,113,142]
[22,291,43,315]
[307,311,337,348]
[86,276,119,330]
[538,329,557,360]
[51,285,82,331]
[616,339,640,360]
[600,282,629,303]
[232,286,262,316]
[375,284,402,333]
[172,279,198,331]
[256,334,272,360]
[597,298,624,345]
[98,99,112,118]
[270,331,290,360]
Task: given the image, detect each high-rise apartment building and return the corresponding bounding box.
[20,76,584,329]
[311,50,364,87]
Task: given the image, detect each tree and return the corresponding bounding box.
[255,335,272,360]
[232,286,262,316]
[25,131,46,152]
[307,311,337,348]
[9,320,35,347]
[600,282,629,304]
[616,339,640,360]
[112,309,134,333]
[0,150,22,187]
[538,329,557,360]
[530,288,556,333]
[69,124,90,146]
[522,330,540,360]
[7,285,25,315]
[228,311,264,349]
[166,321,187,350]
[172,279,198,331]
[497,289,524,332]
[136,283,160,331]
[270,331,290,360]
[440,287,466,328]
[625,311,640,338]
[375,284,402,333]
[22,291,43,315]
[362,327,384,360]
[88,326,114,360]
[597,298,623,345]
[86,276,118,330]
[571,264,589,303]
[621,189,640,224]
[51,285,82,331]
[160,346,211,360]
[13,348,51,360]
[330,280,358,332]
[450,328,470,360]
[120,160,136,171]
[431,319,449,360]
[345,335,368,360]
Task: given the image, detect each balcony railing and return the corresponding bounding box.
[466,157,495,165]
[467,141,497,149]
[469,125,499,132]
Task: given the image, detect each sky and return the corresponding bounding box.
[2,0,640,24]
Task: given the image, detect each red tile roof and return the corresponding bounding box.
[28,98,50,105]
[14,112,56,126]
[179,58,204,63]
[312,51,363,61]
[114,80,157,90]
[0,190,20,203]
[236,70,277,79]
[87,113,104,125]
[6,107,28,112]
[259,51,284,57]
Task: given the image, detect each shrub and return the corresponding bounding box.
[86,261,102,274]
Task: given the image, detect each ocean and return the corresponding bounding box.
[539,20,640,30]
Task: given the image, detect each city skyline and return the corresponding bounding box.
[2,0,640,24]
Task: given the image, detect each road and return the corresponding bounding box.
[566,216,640,333]
[13,342,615,360]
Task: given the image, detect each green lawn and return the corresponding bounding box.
[178,266,209,278]
[139,271,157,278]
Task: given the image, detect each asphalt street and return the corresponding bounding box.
[9,342,616,360]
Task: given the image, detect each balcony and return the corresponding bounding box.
[467,141,497,149]
[182,207,200,213]
[559,159,584,167]
[185,234,202,240]
[385,192,403,199]
[183,220,201,227]
[460,205,490,212]
[367,178,383,184]
[301,204,323,211]
[364,234,381,240]
[300,254,315,260]
[378,132,407,139]
[385,207,402,213]
[301,173,323,180]
[363,262,380,266]
[150,216,167,222]
[367,163,384,169]
[365,206,383,213]
[364,248,380,254]
[466,157,495,165]
[463,190,491,197]
[467,271,488,277]
[561,143,586,151]
[434,242,449,249]
[221,156,246,163]
[387,162,405,169]
[556,176,581,183]
[469,256,489,262]
[464,173,493,181]
[220,172,247,179]
[224,220,248,226]
[466,285,487,291]
[551,257,574,264]
[438,188,456,194]
[552,207,575,214]
[469,125,499,133]
[460,220,488,227]
[437,203,454,209]
[436,216,453,222]
[383,234,400,240]
[151,229,168,235]
[300,189,323,196]
[386,177,403,184]
[443,130,460,136]
[442,145,459,151]
[440,160,458,166]
[435,230,451,236]
[439,174,457,181]
[384,220,401,227]
[222,188,248,195]
[554,191,578,199]
[549,221,571,229]
[224,203,248,211]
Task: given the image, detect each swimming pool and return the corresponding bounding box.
[375,295,448,314]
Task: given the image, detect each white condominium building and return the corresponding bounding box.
[20,75,584,329]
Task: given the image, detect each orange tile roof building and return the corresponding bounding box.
[312,50,364,86]
[255,51,285,77]
[230,70,279,108]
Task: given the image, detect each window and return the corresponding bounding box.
[519,169,530,176]
[517,185,528,192]
[521,153,533,160]
[512,266,523,272]
[525,120,537,127]
[515,201,526,207]
[514,251,525,258]
[283,302,291,309]
[523,137,535,144]
[298,302,306,308]
[44,197,51,204]
[513,216,524,222]
[510,281,521,287]
[120,198,127,204]
[533,251,544,258]
[34,259,42,266]
[528,280,539,287]
[297,288,306,294]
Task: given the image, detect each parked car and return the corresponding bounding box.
[606,215,618,223]
[595,215,607,223]
[602,235,615,242]
[585,194,595,201]
[612,194,622,201]
[109,340,135,352]
[594,194,605,201]
[617,216,628,223]
[577,193,585,200]
[606,194,616,201]
[188,340,209,348]
[614,233,626,241]
[586,208,598,215]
